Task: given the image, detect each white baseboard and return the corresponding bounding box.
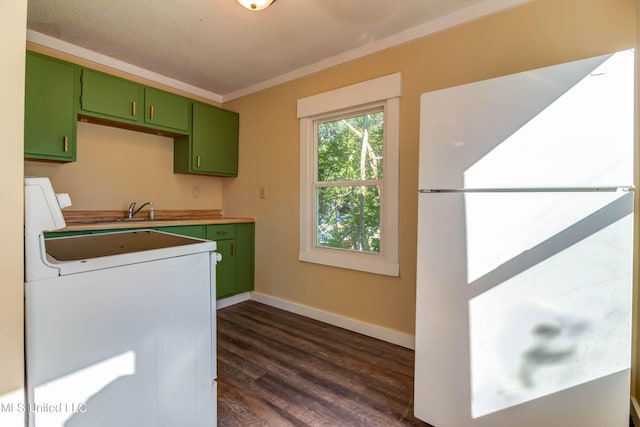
[216,291,251,310]
[250,292,415,350]
[631,396,640,427]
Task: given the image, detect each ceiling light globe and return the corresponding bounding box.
[237,0,276,11]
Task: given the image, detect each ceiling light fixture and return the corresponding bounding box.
[237,0,276,11]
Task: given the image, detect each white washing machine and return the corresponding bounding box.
[24,177,220,427]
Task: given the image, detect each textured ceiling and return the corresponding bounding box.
[27,0,529,99]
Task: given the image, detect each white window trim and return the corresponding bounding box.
[298,73,401,277]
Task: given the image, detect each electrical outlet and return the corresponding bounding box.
[259,186,266,199]
[192,186,200,198]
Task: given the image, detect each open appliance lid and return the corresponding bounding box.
[44,230,218,276]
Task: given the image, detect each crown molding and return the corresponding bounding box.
[27,0,533,104]
[222,0,534,101]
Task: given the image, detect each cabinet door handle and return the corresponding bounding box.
[196,155,201,168]
[132,101,137,116]
[216,230,228,235]
[150,105,155,120]
[231,243,235,255]
[63,136,69,152]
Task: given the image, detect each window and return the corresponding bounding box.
[297,73,401,276]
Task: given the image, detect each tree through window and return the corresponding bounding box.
[315,109,384,253]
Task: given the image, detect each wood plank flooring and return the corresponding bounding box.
[217,301,432,426]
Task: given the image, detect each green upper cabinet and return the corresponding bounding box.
[174,101,239,176]
[79,68,142,124]
[24,51,78,162]
[144,87,190,133]
[79,68,189,135]
[26,51,241,172]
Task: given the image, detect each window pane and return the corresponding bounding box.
[317,111,384,182]
[316,185,380,253]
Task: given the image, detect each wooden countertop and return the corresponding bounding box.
[60,210,255,232]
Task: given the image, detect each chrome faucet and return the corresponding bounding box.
[128,201,154,219]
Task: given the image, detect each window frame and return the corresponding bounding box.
[297,73,401,276]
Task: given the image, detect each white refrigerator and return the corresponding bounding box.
[414,50,635,427]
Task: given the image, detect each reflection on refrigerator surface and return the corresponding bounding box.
[469,213,632,418]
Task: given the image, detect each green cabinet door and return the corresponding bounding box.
[206,224,236,299]
[193,102,239,176]
[174,102,239,176]
[206,223,254,299]
[24,51,78,162]
[79,68,142,123]
[144,87,190,133]
[215,239,237,299]
[235,223,255,294]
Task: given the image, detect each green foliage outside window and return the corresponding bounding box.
[316,110,384,253]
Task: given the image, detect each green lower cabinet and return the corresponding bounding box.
[215,239,237,299]
[234,223,255,295]
[206,223,254,299]
[156,225,206,239]
[44,222,254,301]
[155,223,254,299]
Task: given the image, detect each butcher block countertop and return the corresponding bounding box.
[60,209,255,232]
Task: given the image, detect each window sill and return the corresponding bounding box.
[299,249,399,277]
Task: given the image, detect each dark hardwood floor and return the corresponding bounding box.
[216,301,432,426]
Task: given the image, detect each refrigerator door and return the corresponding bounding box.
[418,50,634,190]
[414,191,634,427]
